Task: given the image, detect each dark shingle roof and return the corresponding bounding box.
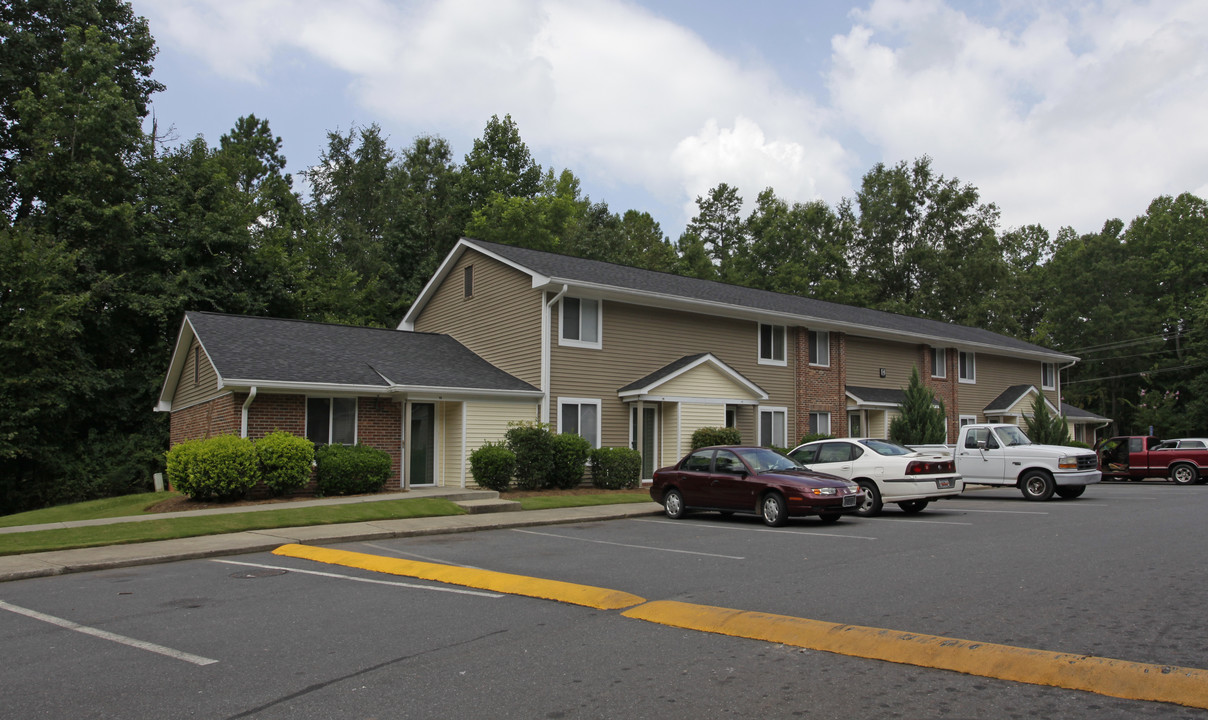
[984,384,1041,413]
[1062,402,1110,422]
[187,312,538,393]
[464,238,1071,360]
[846,386,908,405]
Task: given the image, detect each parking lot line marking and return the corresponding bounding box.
[0,599,218,666]
[939,508,1048,515]
[272,544,646,610]
[510,529,746,559]
[358,543,490,570]
[623,600,1208,710]
[212,560,504,598]
[635,518,878,540]
[873,518,973,525]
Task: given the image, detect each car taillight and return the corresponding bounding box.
[906,459,954,474]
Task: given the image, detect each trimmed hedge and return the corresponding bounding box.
[590,447,642,489]
[797,432,833,446]
[169,435,259,501]
[549,433,592,489]
[469,442,516,492]
[314,444,391,496]
[256,431,315,496]
[506,422,555,490]
[164,438,204,495]
[691,426,742,450]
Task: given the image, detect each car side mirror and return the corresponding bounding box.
[976,440,988,451]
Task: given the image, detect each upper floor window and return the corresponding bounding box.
[959,351,976,383]
[463,265,473,298]
[808,330,829,367]
[306,397,357,446]
[558,398,601,448]
[560,297,601,348]
[759,323,786,365]
[1041,362,1056,390]
[931,347,946,378]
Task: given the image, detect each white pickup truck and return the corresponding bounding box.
[950,424,1101,501]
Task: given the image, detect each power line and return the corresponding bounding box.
[1063,362,1208,385]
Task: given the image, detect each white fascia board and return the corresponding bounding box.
[618,353,768,401]
[623,395,760,405]
[532,277,1078,365]
[156,315,223,412]
[222,378,544,401]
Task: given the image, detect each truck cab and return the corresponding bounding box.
[1098,436,1208,484]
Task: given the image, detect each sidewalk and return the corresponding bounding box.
[0,489,663,583]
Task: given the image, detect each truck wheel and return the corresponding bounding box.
[856,480,882,517]
[1055,485,1085,499]
[1170,463,1199,485]
[1020,470,1055,501]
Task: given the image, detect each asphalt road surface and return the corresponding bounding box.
[3,481,1207,719]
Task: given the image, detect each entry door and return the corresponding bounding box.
[410,403,435,486]
[631,406,658,479]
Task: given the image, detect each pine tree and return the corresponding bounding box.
[1025,393,1070,445]
[889,366,948,445]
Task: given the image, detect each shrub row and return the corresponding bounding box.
[165,433,390,500]
[468,422,641,491]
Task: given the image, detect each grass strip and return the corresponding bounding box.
[0,498,463,556]
[0,492,180,528]
[516,492,650,511]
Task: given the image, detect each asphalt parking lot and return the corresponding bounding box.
[3,482,1208,718]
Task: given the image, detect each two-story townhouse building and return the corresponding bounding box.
[158,237,1105,490]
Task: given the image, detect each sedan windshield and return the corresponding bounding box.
[995,425,1033,447]
[735,447,802,473]
[859,439,913,456]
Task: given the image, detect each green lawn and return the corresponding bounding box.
[0,491,180,528]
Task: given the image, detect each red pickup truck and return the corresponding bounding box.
[1097,436,1208,484]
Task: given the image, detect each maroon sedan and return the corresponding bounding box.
[649,446,864,527]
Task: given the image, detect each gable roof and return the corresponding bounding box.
[618,353,768,401]
[846,386,909,407]
[1061,402,1111,423]
[157,312,541,410]
[984,384,1058,415]
[402,238,1077,363]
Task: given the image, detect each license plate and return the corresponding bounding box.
[936,478,954,489]
[842,495,857,507]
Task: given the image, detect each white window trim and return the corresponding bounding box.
[931,347,946,379]
[959,414,978,427]
[809,330,830,368]
[558,297,603,349]
[557,397,602,448]
[757,323,787,366]
[759,406,788,447]
[959,351,976,384]
[306,396,359,446]
[808,411,831,437]
[1041,363,1056,390]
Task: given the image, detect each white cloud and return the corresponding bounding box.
[828,0,1208,233]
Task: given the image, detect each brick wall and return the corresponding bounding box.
[795,328,847,441]
[355,397,403,490]
[169,394,241,446]
[921,347,960,440]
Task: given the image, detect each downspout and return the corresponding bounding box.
[240,387,257,438]
[541,285,568,424]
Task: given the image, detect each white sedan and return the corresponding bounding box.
[787,438,963,516]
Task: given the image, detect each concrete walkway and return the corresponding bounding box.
[0,488,663,583]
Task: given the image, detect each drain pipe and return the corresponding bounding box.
[241,386,258,438]
[541,285,568,424]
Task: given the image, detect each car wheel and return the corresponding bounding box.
[663,488,685,519]
[760,492,788,527]
[897,499,930,514]
[855,480,882,517]
[1170,463,1199,486]
[1055,485,1086,499]
[818,511,842,524]
[1020,470,1055,501]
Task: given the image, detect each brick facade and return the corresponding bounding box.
[795,328,847,442]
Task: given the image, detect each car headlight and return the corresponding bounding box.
[1058,456,1079,470]
[810,487,838,496]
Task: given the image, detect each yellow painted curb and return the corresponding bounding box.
[622,600,1208,709]
[272,544,645,610]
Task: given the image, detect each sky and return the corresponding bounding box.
[131,0,1208,242]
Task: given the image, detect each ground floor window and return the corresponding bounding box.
[809,411,831,436]
[558,398,601,447]
[760,407,787,447]
[306,397,357,445]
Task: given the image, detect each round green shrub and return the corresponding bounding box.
[256,431,315,496]
[549,433,591,489]
[691,426,741,450]
[469,441,516,492]
[589,447,642,489]
[165,438,204,494]
[505,422,555,490]
[314,444,391,496]
[179,435,259,501]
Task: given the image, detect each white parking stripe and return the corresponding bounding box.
[511,529,745,559]
[635,518,878,540]
[211,560,504,598]
[938,508,1049,515]
[874,518,973,525]
[0,599,219,666]
[359,542,490,570]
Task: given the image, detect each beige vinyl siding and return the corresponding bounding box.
[660,402,681,467]
[173,338,223,409]
[679,403,727,456]
[845,336,923,387]
[439,401,463,487]
[411,250,543,387]
[958,355,1055,420]
[656,362,757,399]
[550,301,795,450]
[459,400,541,488]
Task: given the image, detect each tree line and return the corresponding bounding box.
[2,1,1205,514]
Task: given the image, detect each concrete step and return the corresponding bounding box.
[454,498,523,514]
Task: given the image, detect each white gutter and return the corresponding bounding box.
[240,386,257,438]
[541,285,568,424]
